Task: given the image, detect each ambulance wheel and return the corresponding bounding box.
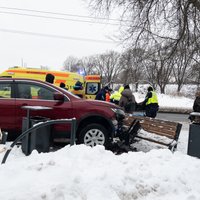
[78,123,109,148]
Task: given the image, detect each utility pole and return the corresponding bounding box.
[21,58,24,67]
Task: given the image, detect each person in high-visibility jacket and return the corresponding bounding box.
[110,85,124,105]
[143,86,159,118]
[105,88,112,102]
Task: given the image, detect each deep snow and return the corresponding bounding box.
[0,91,200,200]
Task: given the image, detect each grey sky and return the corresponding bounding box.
[0,0,121,73]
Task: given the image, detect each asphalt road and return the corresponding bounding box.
[157,112,190,123]
[134,111,190,123]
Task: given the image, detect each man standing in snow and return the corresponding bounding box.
[110,85,124,105]
[193,90,200,112]
[119,84,136,113]
[143,86,159,118]
[95,86,109,101]
[189,89,200,123]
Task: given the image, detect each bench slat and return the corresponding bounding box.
[135,135,177,147]
[141,125,176,138]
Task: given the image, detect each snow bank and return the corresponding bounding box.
[0,144,200,200]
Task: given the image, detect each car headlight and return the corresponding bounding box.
[111,108,125,120]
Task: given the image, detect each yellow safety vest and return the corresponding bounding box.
[146,91,158,105]
[110,91,121,101]
[110,86,124,101]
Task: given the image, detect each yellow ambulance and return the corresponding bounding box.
[0,66,101,99]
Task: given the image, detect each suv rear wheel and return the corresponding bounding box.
[78,123,109,147]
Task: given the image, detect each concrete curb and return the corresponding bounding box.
[159,107,192,114]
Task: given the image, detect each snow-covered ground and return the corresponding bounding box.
[0,91,199,200]
[135,92,194,111]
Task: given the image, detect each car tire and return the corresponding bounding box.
[78,123,109,148]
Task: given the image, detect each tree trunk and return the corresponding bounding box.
[160,85,165,94]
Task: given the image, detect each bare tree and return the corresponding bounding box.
[172,44,195,93]
[79,56,99,75]
[120,48,145,90]
[40,66,50,70]
[93,51,123,85]
[88,0,200,59]
[63,56,81,72]
[156,59,173,94]
[142,59,158,89]
[191,54,200,86]
[192,64,200,86]
[141,44,174,93]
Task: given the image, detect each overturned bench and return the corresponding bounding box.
[123,115,182,151]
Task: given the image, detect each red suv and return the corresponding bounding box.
[0,78,125,147]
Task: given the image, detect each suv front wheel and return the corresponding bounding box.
[78,123,109,147]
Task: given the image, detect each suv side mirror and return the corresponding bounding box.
[54,92,64,101]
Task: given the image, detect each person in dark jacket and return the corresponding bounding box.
[119,84,136,113]
[143,86,159,118]
[95,86,109,101]
[73,81,83,90]
[189,90,200,123]
[193,90,200,112]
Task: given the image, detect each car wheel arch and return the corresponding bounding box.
[76,115,114,138]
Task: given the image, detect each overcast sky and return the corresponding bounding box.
[0,0,122,73]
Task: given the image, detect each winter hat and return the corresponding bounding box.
[147,86,153,91]
[45,73,55,84]
[60,82,66,88]
[104,86,109,91]
[124,84,130,89]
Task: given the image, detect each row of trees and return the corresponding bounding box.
[62,0,200,94]
[79,0,200,94]
[63,46,200,94]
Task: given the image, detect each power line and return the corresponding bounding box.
[0,28,118,44]
[0,6,131,24]
[0,10,120,26]
[0,6,128,22]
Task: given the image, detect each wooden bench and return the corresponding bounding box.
[123,115,182,151]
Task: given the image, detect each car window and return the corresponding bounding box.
[17,83,54,100]
[0,83,12,98]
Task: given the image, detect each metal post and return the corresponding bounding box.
[25,108,30,155]
[70,118,76,146]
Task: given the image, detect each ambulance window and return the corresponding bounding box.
[0,83,11,98]
[86,82,99,95]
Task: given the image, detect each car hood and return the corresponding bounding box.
[73,99,120,108]
[88,100,120,107]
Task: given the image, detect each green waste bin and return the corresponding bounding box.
[21,116,51,155]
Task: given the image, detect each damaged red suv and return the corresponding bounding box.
[0,78,125,147]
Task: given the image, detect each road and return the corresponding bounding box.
[134,111,190,132]
[134,111,190,123]
[157,112,190,123]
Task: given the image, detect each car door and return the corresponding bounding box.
[0,80,16,133]
[15,80,73,136]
